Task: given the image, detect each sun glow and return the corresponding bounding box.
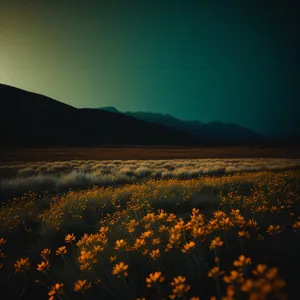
[0,48,14,84]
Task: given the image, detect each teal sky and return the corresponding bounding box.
[0,0,299,135]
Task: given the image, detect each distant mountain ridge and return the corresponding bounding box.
[1,83,291,148]
[100,106,121,114]
[99,107,263,142]
[0,84,202,147]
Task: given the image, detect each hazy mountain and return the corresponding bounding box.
[98,107,263,143]
[100,106,121,114]
[0,84,202,147]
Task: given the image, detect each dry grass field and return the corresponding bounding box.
[1,157,300,199]
[1,147,300,299]
[0,170,300,299]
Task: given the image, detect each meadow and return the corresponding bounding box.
[1,158,300,199]
[0,158,300,299]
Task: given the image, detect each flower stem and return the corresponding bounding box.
[215,278,221,300]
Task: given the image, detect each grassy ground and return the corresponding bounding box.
[0,170,300,299]
[1,147,300,163]
[1,158,300,200]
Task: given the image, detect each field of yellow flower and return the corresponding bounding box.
[0,169,300,299]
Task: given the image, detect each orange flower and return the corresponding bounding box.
[56,246,67,255]
[223,270,244,284]
[182,241,196,253]
[209,237,224,250]
[74,279,92,292]
[149,249,160,260]
[41,248,51,258]
[37,260,50,272]
[134,238,146,249]
[292,221,300,231]
[65,233,76,243]
[233,255,252,268]
[266,225,282,235]
[169,276,191,299]
[146,272,165,288]
[0,238,6,247]
[112,262,128,277]
[14,257,30,273]
[252,264,267,276]
[109,255,117,262]
[238,231,250,239]
[114,239,127,251]
[208,267,225,278]
[48,283,64,300]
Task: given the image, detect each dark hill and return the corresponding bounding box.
[0,84,202,147]
[98,107,264,144]
[123,111,263,143]
[100,106,121,114]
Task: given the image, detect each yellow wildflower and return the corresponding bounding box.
[223,270,244,284]
[238,231,250,239]
[48,283,64,300]
[134,238,146,249]
[37,260,50,272]
[112,262,128,277]
[252,264,267,276]
[146,272,165,288]
[14,257,30,273]
[41,248,51,258]
[182,241,196,253]
[109,256,117,262]
[56,246,67,255]
[0,238,6,247]
[266,225,282,235]
[169,276,191,299]
[65,233,76,243]
[208,267,225,278]
[74,279,92,292]
[151,237,161,245]
[149,249,160,260]
[209,237,224,250]
[114,239,127,251]
[233,255,252,268]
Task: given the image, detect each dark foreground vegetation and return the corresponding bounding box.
[0,170,300,299]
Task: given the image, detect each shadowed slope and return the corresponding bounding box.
[0,84,201,147]
[99,107,265,143]
[123,111,263,142]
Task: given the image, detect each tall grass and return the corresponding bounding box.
[0,170,299,299]
[1,158,300,196]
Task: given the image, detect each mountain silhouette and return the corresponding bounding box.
[100,106,121,114]
[0,84,205,147]
[1,84,290,148]
[99,107,263,143]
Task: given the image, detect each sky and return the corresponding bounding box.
[0,0,299,136]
